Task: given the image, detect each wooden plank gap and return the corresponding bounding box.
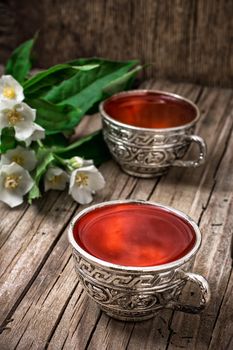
[197,123,233,226]
[0,203,29,250]
[147,177,162,200]
[13,317,31,350]
[69,289,85,324]
[164,310,176,350]
[83,311,103,350]
[207,267,233,350]
[212,123,233,180]
[125,323,136,350]
[44,280,79,350]
[41,256,73,308]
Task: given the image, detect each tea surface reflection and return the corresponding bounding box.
[104,92,196,129]
[74,203,196,267]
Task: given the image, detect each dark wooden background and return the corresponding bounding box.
[0,0,232,87]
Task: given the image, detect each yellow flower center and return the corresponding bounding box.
[7,109,24,126]
[49,175,61,184]
[12,155,24,166]
[75,173,88,187]
[4,174,21,189]
[3,86,16,99]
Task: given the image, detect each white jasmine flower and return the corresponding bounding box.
[69,165,105,204]
[44,167,69,191]
[69,156,93,169]
[24,123,45,146]
[0,162,34,207]
[0,102,36,142]
[1,145,37,171]
[0,75,24,103]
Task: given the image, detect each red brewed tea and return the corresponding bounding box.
[74,203,196,267]
[104,92,196,129]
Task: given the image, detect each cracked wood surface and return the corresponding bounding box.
[0,79,232,350]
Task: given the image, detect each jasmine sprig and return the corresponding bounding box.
[0,36,141,208]
[44,155,105,205]
[0,74,106,208]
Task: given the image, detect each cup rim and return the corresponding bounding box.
[68,200,202,272]
[99,89,200,132]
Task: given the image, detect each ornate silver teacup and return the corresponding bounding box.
[68,200,210,322]
[100,90,207,177]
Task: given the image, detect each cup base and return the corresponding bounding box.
[103,309,158,322]
[120,165,168,178]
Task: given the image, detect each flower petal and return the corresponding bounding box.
[24,123,45,146]
[0,75,24,103]
[69,186,93,204]
[0,188,24,207]
[44,167,69,191]
[15,102,36,122]
[69,169,77,188]
[87,169,106,191]
[0,102,36,140]
[74,165,105,191]
[68,165,105,204]
[17,170,34,194]
[14,124,35,141]
[0,162,34,207]
[1,146,37,171]
[0,110,10,130]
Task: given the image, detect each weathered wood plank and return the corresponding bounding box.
[0,202,29,250]
[209,271,233,350]
[166,126,233,349]
[0,191,76,326]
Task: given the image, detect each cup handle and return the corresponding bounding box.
[166,271,211,314]
[172,135,207,168]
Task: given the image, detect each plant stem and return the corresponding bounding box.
[53,154,73,172]
[37,140,44,148]
[54,131,100,154]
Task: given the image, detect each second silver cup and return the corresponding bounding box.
[100,90,207,178]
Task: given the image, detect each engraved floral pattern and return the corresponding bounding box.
[102,119,195,176]
[72,252,187,319]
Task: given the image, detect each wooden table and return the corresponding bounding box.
[0,79,232,350]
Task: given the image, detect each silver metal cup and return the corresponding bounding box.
[68,200,210,322]
[100,90,207,178]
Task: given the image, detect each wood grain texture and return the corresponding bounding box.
[209,271,233,350]
[0,0,233,87]
[0,1,18,62]
[0,79,232,350]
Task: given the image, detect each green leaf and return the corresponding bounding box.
[23,64,79,98]
[5,38,35,83]
[44,59,139,115]
[54,130,110,166]
[28,184,41,203]
[68,57,137,68]
[28,149,54,203]
[70,63,100,71]
[103,65,142,95]
[42,133,69,148]
[26,98,82,134]
[25,59,140,134]
[23,63,100,99]
[0,128,17,153]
